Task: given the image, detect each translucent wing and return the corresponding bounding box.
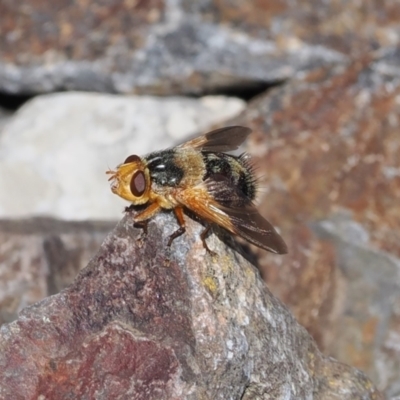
[217,203,288,254]
[178,126,251,152]
[176,176,288,254]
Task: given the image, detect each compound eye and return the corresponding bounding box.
[130,170,146,197]
[124,154,141,164]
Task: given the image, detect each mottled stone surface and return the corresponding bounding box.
[0,92,244,219]
[0,212,383,399]
[0,0,360,94]
[2,0,400,96]
[1,3,398,396]
[183,0,400,55]
[231,50,400,397]
[0,218,114,325]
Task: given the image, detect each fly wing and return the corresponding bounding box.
[216,203,288,254]
[176,176,288,254]
[178,126,251,152]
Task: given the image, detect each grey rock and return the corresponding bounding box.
[0,218,115,325]
[230,50,400,398]
[0,211,383,399]
[313,212,400,400]
[0,0,352,95]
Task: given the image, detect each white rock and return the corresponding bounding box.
[0,92,245,220]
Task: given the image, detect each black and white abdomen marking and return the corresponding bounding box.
[145,150,184,187]
[202,152,256,200]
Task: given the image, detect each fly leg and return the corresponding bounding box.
[167,206,186,247]
[133,202,161,222]
[124,204,148,235]
[200,224,215,255]
[126,202,162,244]
[133,220,149,236]
[134,220,149,247]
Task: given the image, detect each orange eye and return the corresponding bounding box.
[124,155,141,164]
[130,171,146,197]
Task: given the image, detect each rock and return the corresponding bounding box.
[184,0,400,55]
[1,0,399,96]
[0,106,12,135]
[3,0,385,95]
[313,213,400,400]
[0,92,245,220]
[231,51,400,397]
[0,218,115,325]
[0,211,383,399]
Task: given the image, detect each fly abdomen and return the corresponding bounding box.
[202,152,256,200]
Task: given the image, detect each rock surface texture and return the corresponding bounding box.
[0,0,377,95]
[232,52,400,397]
[1,1,399,398]
[0,218,114,325]
[0,212,383,400]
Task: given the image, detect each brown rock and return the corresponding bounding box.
[0,211,383,399]
[183,0,400,55]
[0,0,360,95]
[232,51,400,397]
[0,218,114,324]
[2,1,399,95]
